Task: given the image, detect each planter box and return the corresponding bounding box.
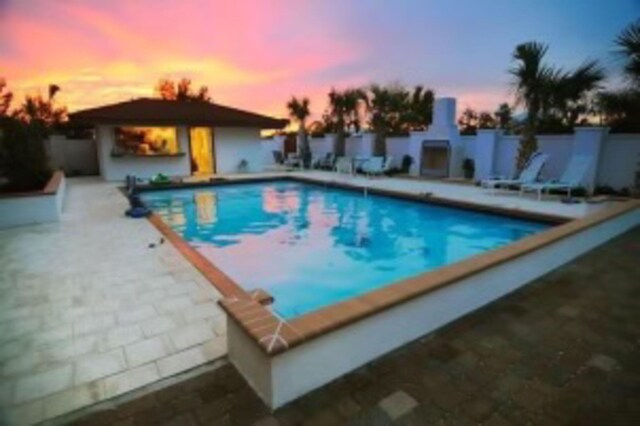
[0,171,66,229]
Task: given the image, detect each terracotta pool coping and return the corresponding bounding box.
[140,176,639,356]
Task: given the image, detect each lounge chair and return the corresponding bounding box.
[334,156,353,174]
[481,152,548,194]
[319,153,336,170]
[520,154,592,200]
[284,153,301,168]
[272,150,284,165]
[361,156,383,176]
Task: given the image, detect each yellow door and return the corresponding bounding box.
[189,127,215,175]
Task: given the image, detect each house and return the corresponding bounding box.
[69,98,287,181]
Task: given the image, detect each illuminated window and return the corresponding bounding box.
[113,127,179,156]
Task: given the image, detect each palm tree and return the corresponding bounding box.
[366,84,409,156]
[326,88,366,156]
[286,96,311,166]
[510,41,555,170]
[615,19,640,85]
[598,20,640,131]
[553,61,605,127]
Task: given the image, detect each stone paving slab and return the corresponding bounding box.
[0,178,226,425]
[61,225,639,426]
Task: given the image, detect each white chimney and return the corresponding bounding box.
[432,97,457,129]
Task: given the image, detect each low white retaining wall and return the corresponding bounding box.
[228,204,640,408]
[0,172,66,229]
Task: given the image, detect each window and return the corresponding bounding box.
[113,127,179,156]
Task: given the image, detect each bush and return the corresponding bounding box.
[0,116,52,192]
[401,155,413,173]
[462,158,475,179]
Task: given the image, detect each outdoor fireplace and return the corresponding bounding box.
[420,140,450,178]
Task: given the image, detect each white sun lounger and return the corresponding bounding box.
[481,152,548,194]
[362,156,394,177]
[334,156,353,174]
[520,154,592,200]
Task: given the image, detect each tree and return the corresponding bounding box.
[404,85,435,130]
[286,96,311,166]
[13,84,67,128]
[478,111,497,129]
[0,81,59,191]
[366,84,409,156]
[615,19,640,86]
[510,42,554,171]
[494,103,513,130]
[0,78,12,117]
[155,78,211,102]
[458,108,478,135]
[598,20,640,131]
[326,87,367,155]
[458,108,495,134]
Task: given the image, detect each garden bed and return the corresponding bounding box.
[0,170,66,228]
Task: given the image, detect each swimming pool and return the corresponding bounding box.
[141,180,549,319]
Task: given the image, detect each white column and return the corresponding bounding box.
[474,129,501,181]
[573,127,608,194]
[361,133,375,157]
[408,131,428,176]
[273,135,286,153]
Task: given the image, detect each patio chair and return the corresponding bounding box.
[481,152,548,194]
[334,156,353,174]
[284,153,301,168]
[362,156,384,176]
[319,153,336,170]
[272,150,284,165]
[520,154,592,200]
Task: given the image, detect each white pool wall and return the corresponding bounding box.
[228,206,640,408]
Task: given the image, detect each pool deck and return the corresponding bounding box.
[0,173,630,425]
[0,178,226,425]
[189,170,613,220]
[64,225,640,425]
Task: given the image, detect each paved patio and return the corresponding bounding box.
[0,173,630,425]
[63,226,639,425]
[0,178,226,425]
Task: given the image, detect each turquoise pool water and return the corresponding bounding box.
[141,181,549,319]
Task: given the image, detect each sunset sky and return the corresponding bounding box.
[1,0,638,121]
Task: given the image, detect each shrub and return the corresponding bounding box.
[0,116,52,192]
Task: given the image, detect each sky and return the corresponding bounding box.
[1,0,638,122]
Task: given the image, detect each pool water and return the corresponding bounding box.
[141,181,549,319]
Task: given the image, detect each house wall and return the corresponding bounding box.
[95,125,264,180]
[96,125,190,181]
[214,127,263,173]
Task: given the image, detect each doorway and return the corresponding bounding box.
[189,127,215,175]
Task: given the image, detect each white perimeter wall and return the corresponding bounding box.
[47,135,99,176]
[262,130,640,189]
[598,134,640,189]
[214,127,263,174]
